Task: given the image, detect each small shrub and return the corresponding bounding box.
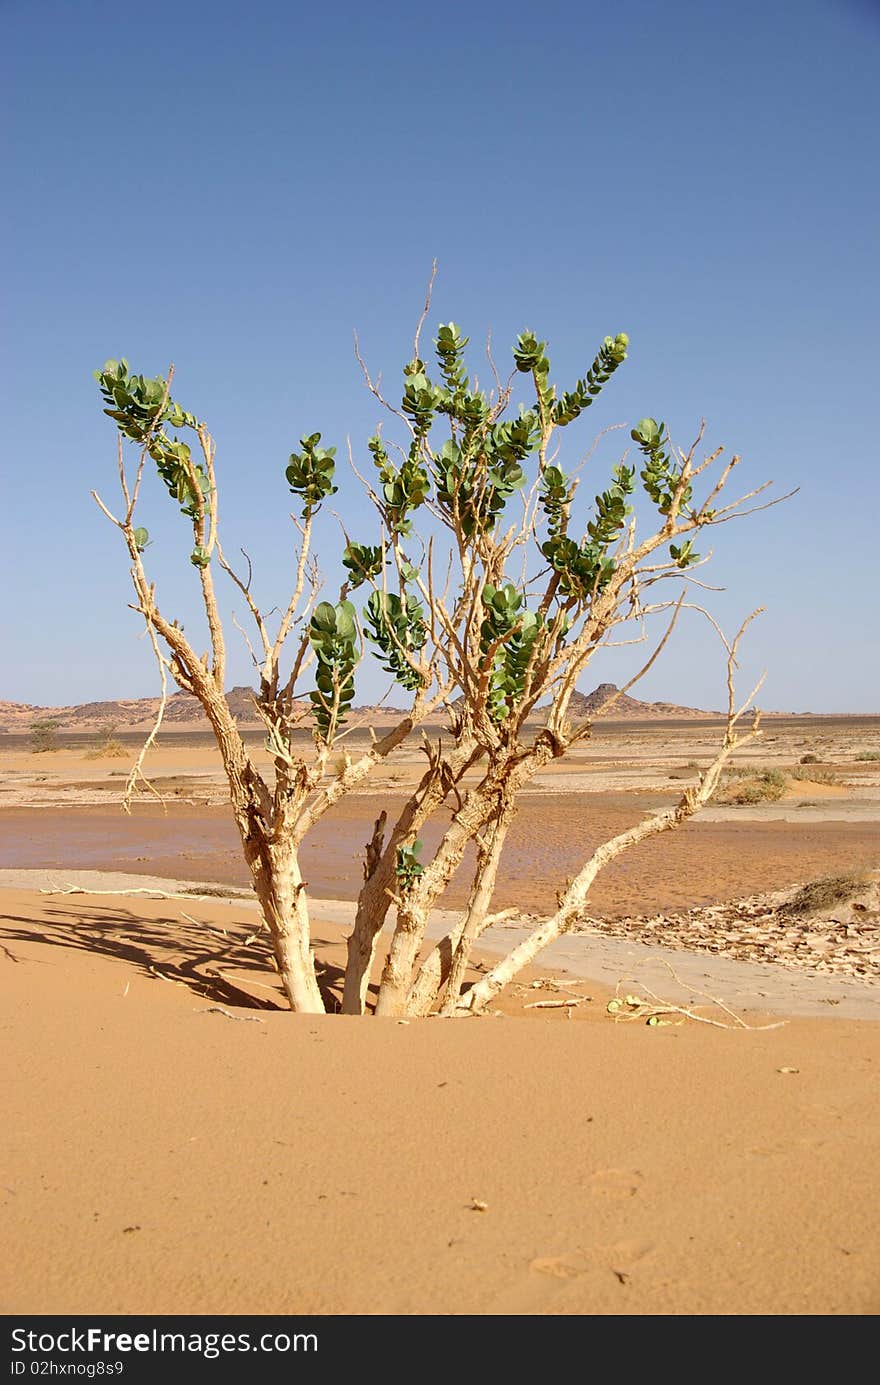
[855,750,880,762]
[799,753,819,764]
[85,721,126,759]
[30,719,60,753]
[715,767,788,804]
[790,765,840,785]
[784,871,869,916]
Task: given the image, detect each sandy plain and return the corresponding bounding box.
[1,715,878,1315]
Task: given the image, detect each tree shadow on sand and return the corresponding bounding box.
[0,900,349,1013]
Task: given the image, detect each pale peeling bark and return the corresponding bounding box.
[406,805,513,1016]
[341,894,388,1016]
[214,743,324,1014]
[165,655,325,1013]
[250,841,324,1013]
[405,930,460,1017]
[341,811,392,1016]
[341,739,480,1015]
[438,806,514,1015]
[455,732,752,1015]
[375,733,563,1017]
[373,784,498,1017]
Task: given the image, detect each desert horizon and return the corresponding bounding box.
[4,680,879,735]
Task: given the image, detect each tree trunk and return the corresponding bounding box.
[199,700,324,1015]
[455,780,720,1015]
[342,739,480,1015]
[341,813,389,1016]
[251,840,325,1013]
[374,784,499,1017]
[341,906,387,1016]
[342,800,425,1016]
[439,806,513,1014]
[405,923,460,1017]
[377,735,564,1017]
[405,807,514,1016]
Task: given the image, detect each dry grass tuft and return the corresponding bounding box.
[84,740,126,759]
[84,722,127,759]
[790,764,840,786]
[783,870,870,917]
[714,767,788,804]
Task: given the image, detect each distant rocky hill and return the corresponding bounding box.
[567,683,719,720]
[1,681,722,733]
[0,686,276,732]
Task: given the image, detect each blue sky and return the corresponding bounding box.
[2,0,878,712]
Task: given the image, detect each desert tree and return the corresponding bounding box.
[29,718,61,753]
[93,294,777,1016]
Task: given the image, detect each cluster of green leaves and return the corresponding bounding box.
[422,326,537,533]
[540,465,575,540]
[513,330,628,426]
[552,334,629,425]
[512,331,551,378]
[363,591,426,691]
[630,418,699,568]
[513,330,554,420]
[307,600,359,738]
[342,541,383,588]
[669,539,698,569]
[395,839,425,890]
[433,323,493,440]
[433,433,529,537]
[94,360,210,566]
[153,437,209,517]
[630,418,692,516]
[402,358,445,433]
[363,325,631,553]
[508,330,635,600]
[285,433,338,517]
[480,583,543,723]
[96,359,187,443]
[540,463,635,599]
[586,464,636,548]
[369,434,430,537]
[434,323,469,392]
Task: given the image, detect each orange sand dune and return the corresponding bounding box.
[2,885,878,1316]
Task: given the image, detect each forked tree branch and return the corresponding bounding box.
[454,613,765,1015]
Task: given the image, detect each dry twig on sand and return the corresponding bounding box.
[197,1005,265,1024]
[523,997,585,1010]
[39,883,236,904]
[607,960,786,1030]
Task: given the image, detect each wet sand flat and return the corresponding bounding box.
[1,795,876,917]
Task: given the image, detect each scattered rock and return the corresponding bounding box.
[574,873,879,982]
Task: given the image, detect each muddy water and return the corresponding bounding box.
[1,793,875,916]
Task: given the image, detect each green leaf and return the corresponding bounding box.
[311,602,337,634]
